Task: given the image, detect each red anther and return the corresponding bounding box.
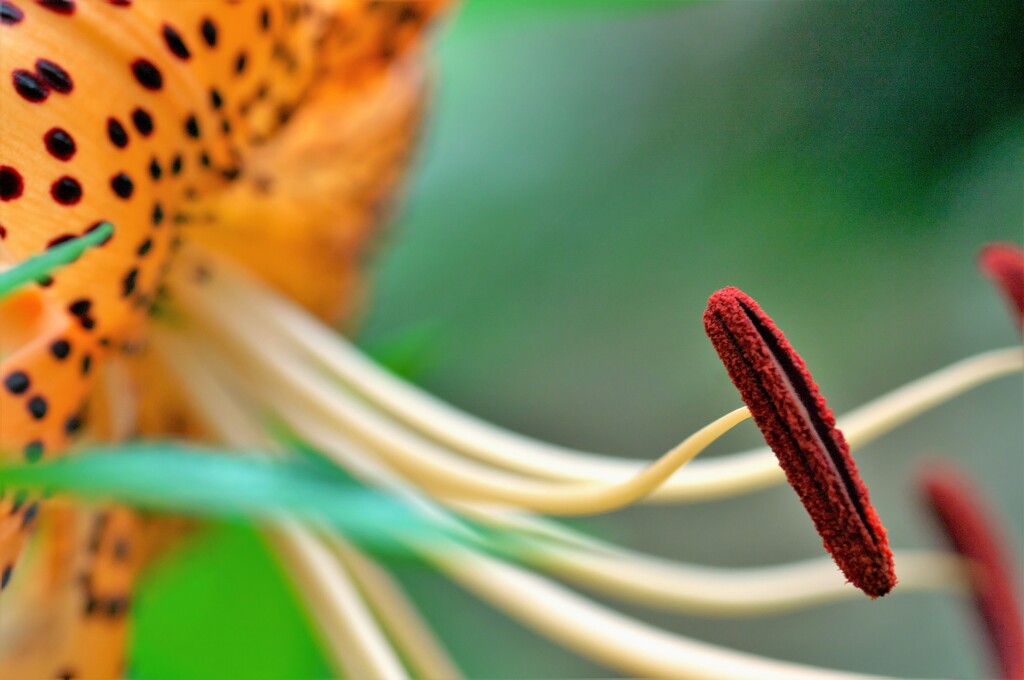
[703,286,896,597]
[978,242,1024,334]
[922,465,1024,680]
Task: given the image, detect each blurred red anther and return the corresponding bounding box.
[978,242,1024,334]
[921,464,1024,680]
[703,286,896,598]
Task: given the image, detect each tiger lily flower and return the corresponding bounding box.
[1,1,1022,679]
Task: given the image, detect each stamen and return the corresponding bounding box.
[154,332,464,680]
[177,280,751,515]
[921,464,1024,680]
[270,521,410,680]
[156,247,1016,674]
[156,331,903,680]
[161,329,968,621]
[703,286,895,598]
[323,535,466,680]
[978,242,1024,333]
[177,249,1023,502]
[433,541,895,680]
[247,327,748,514]
[466,503,967,616]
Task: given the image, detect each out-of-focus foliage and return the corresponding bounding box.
[0,223,113,296]
[132,2,1023,678]
[0,446,474,556]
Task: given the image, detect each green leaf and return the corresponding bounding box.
[361,321,444,381]
[0,444,468,559]
[132,522,334,680]
[0,223,114,299]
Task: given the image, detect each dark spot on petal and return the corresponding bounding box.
[0,166,24,200]
[121,268,138,297]
[131,58,162,90]
[200,17,217,47]
[152,201,164,226]
[106,596,130,617]
[27,395,47,419]
[1,2,25,25]
[35,58,72,93]
[44,127,75,160]
[3,371,29,395]
[51,176,82,205]
[131,107,154,136]
[184,115,200,138]
[50,339,70,359]
[111,172,133,199]
[107,118,129,148]
[162,23,191,60]
[276,104,294,126]
[397,4,422,24]
[12,69,48,102]
[65,412,82,435]
[36,0,74,15]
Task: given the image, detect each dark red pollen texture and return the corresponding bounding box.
[922,465,1024,680]
[703,286,896,598]
[978,242,1024,335]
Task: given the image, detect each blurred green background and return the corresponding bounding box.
[132,1,1023,678]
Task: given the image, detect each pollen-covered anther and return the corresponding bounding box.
[921,464,1024,680]
[703,286,896,597]
[977,242,1024,334]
